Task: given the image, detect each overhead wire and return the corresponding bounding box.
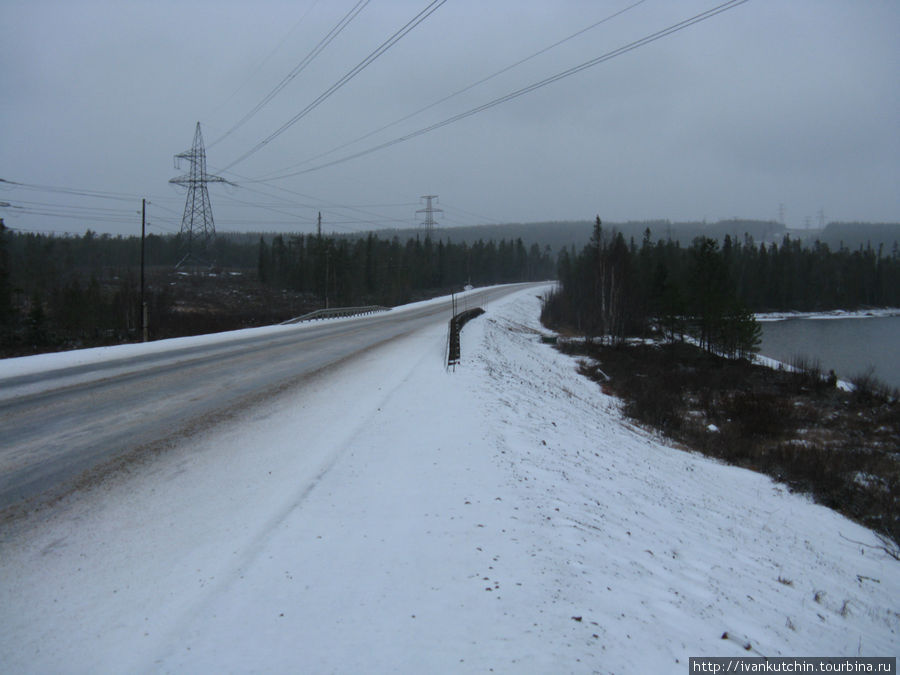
[255,0,649,179]
[441,203,504,226]
[6,199,139,215]
[1,207,134,225]
[0,179,188,213]
[210,159,430,230]
[0,178,139,203]
[220,0,448,171]
[207,0,369,149]
[1,179,188,232]
[6,2,749,235]
[254,0,750,182]
[221,173,412,231]
[0,174,411,234]
[196,169,388,231]
[205,0,323,122]
[0,194,139,225]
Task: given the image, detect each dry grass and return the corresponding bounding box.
[561,340,900,545]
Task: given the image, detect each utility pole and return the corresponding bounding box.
[417,195,443,233]
[169,122,230,269]
[140,198,148,342]
[317,211,329,308]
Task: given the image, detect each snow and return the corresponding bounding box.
[0,284,498,381]
[751,353,856,392]
[1,286,897,672]
[756,308,900,322]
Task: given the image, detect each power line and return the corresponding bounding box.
[0,208,135,224]
[0,177,359,232]
[0,198,138,224]
[441,203,503,225]
[0,178,138,202]
[255,0,648,179]
[0,179,195,233]
[4,199,137,215]
[257,0,750,182]
[207,0,369,149]
[212,164,424,231]
[2,176,478,232]
[148,201,185,218]
[1,178,187,211]
[221,0,447,171]
[215,189,318,227]
[205,0,323,123]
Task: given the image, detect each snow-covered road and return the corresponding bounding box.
[0,285,528,511]
[1,285,897,672]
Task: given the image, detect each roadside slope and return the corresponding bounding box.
[1,286,897,672]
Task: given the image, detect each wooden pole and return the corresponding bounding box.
[141,198,148,342]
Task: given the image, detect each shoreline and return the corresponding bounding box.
[755,307,900,322]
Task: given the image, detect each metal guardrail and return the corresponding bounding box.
[281,305,391,325]
[448,307,485,367]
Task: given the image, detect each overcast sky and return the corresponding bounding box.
[1,0,898,237]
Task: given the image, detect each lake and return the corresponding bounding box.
[758,315,900,389]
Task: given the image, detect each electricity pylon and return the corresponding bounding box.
[169,122,230,268]
[417,195,442,232]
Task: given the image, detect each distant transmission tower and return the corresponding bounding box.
[169,122,230,268]
[417,195,443,232]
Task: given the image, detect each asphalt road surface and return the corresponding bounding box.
[0,284,543,512]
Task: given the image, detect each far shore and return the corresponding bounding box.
[755,307,900,321]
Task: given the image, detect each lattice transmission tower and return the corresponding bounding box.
[169,122,230,268]
[417,195,443,232]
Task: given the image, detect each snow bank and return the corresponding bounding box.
[1,285,897,673]
[756,308,900,322]
[0,283,504,380]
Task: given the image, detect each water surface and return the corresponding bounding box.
[759,316,900,389]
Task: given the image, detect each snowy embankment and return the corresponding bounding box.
[1,286,897,672]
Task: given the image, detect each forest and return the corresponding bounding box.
[541,218,900,357]
[2,217,898,358]
[0,223,554,355]
[256,231,555,304]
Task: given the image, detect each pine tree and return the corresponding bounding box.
[257,236,270,284]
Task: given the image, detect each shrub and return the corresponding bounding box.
[562,339,900,546]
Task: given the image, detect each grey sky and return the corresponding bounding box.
[1,0,898,237]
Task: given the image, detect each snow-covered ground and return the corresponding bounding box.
[1,286,897,672]
[756,308,900,322]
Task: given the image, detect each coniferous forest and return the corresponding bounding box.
[541,218,900,357]
[0,224,554,356]
[255,231,554,305]
[2,218,899,357]
[542,218,900,547]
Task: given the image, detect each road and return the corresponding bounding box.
[0,284,540,512]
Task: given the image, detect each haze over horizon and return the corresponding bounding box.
[2,0,898,237]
